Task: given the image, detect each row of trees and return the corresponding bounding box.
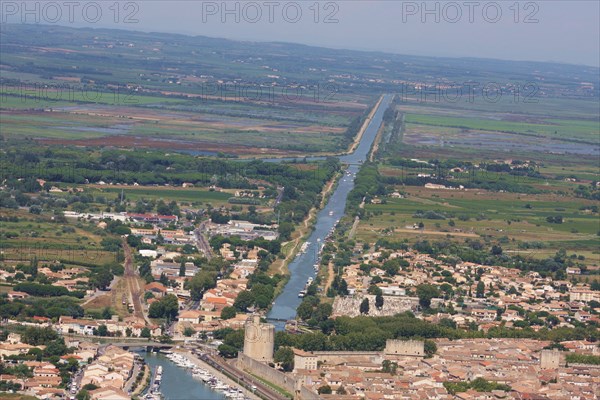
[272,312,599,354]
[13,282,84,298]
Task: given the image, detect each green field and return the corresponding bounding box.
[365,93,600,268]
[404,113,599,143]
[357,186,599,265]
[0,217,117,266]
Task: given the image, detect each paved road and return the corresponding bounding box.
[124,358,143,394]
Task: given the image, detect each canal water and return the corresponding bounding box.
[142,351,225,400]
[267,94,392,329]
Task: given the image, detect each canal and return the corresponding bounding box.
[144,94,391,396]
[267,94,392,329]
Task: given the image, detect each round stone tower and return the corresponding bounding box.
[243,315,275,363]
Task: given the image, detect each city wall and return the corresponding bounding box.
[237,353,298,394]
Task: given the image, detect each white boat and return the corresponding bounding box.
[300,242,310,253]
[214,382,229,391]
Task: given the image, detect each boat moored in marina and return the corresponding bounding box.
[163,352,250,399]
[145,365,164,400]
[299,241,310,253]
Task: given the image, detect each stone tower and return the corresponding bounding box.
[384,339,425,357]
[540,349,561,369]
[243,315,275,363]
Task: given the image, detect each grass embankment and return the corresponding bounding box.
[248,372,293,399]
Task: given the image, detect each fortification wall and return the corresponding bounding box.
[237,353,297,394]
[311,351,382,365]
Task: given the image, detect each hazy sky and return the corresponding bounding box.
[7,1,600,66]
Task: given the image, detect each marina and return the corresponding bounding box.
[164,352,250,399]
[142,351,226,400]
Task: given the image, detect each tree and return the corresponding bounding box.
[424,340,437,357]
[218,344,238,358]
[439,318,457,329]
[221,306,237,320]
[546,315,560,327]
[30,258,38,278]
[179,261,186,277]
[76,390,90,400]
[44,338,68,357]
[21,326,59,345]
[278,222,294,241]
[97,325,108,337]
[148,301,164,318]
[140,327,151,338]
[381,359,398,375]
[149,294,179,319]
[254,294,271,309]
[297,298,315,321]
[233,290,254,311]
[491,245,503,255]
[274,347,295,372]
[183,327,196,337]
[368,285,382,295]
[27,348,43,361]
[318,385,332,395]
[416,284,439,309]
[159,273,169,286]
[476,281,485,298]
[101,307,112,320]
[375,292,384,309]
[189,271,217,301]
[339,278,349,295]
[359,298,370,315]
